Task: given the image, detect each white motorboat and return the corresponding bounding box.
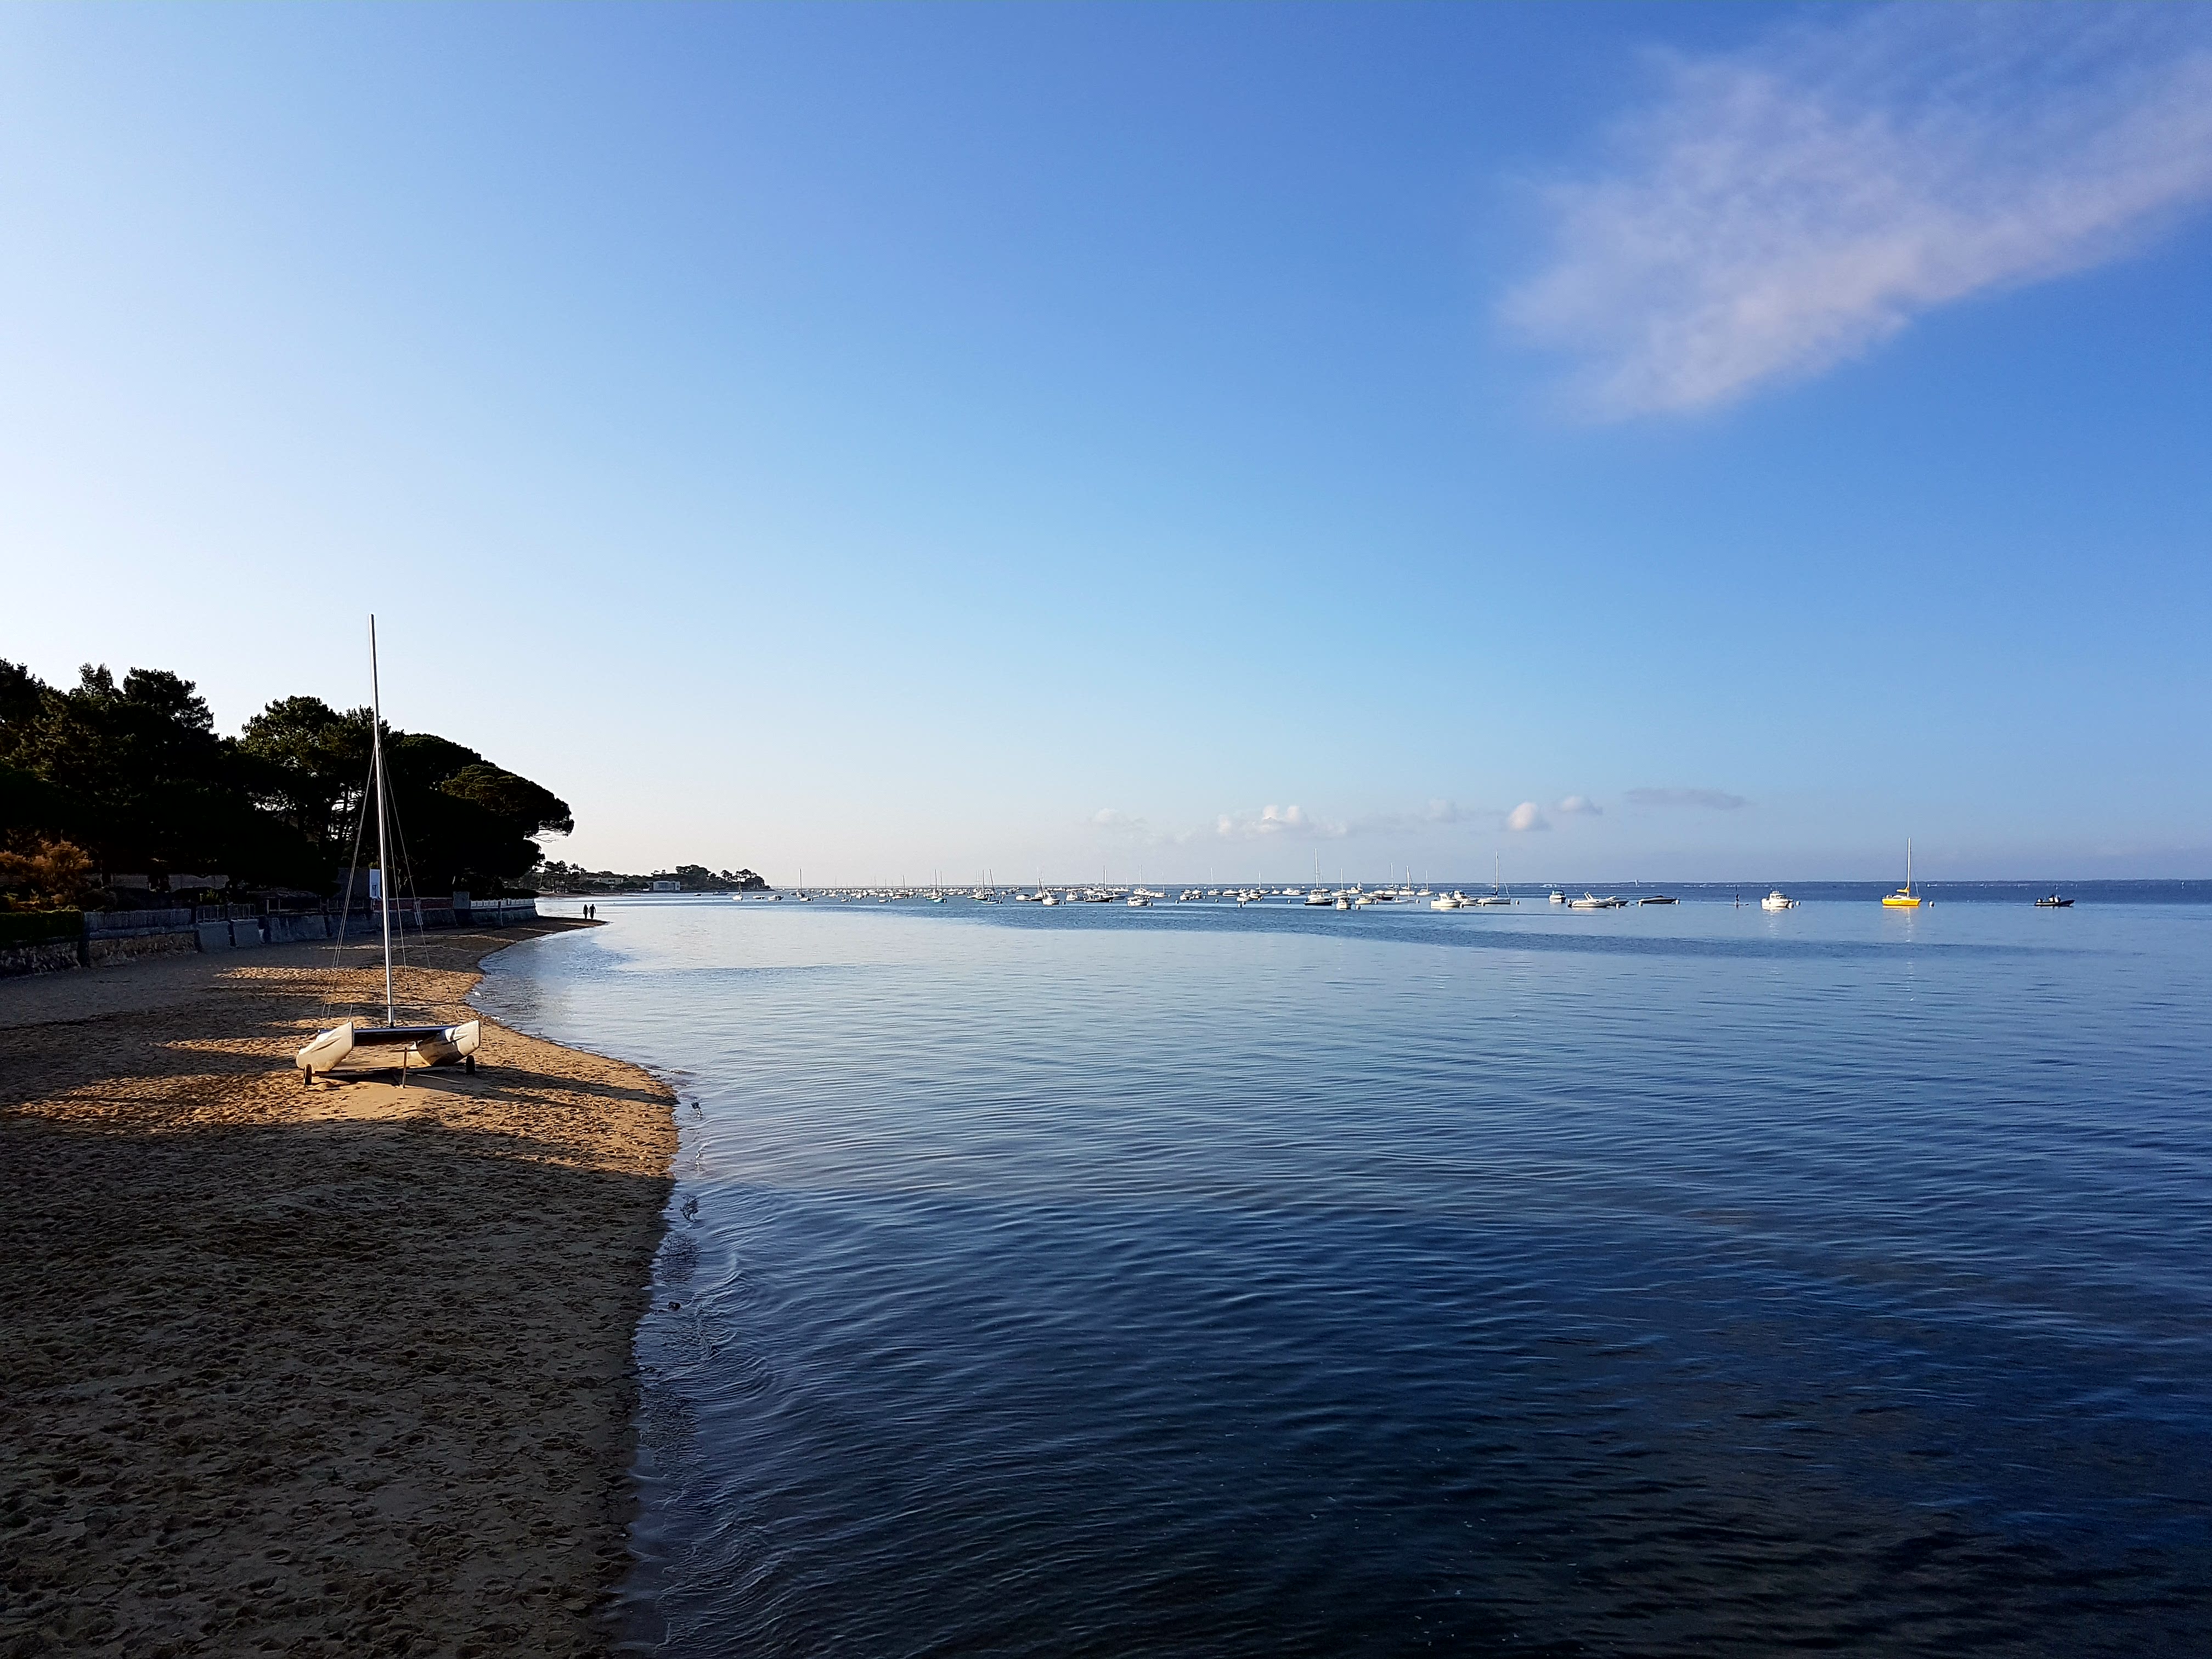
[1549,889,1566,905]
[1567,893,1627,910]
[296,617,481,1086]
[1761,890,1796,911]
[1430,893,1462,910]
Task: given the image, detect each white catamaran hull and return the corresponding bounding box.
[297,1017,482,1081]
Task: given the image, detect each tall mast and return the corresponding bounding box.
[369,616,395,1026]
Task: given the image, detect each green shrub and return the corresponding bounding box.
[0,909,82,946]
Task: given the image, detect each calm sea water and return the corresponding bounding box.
[475,888,2212,1657]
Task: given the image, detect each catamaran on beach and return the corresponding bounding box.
[294,617,481,1084]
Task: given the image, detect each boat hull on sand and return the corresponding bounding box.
[298,1017,482,1081]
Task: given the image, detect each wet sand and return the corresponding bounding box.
[0,921,675,1657]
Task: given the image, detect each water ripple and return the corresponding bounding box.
[475,896,2212,1657]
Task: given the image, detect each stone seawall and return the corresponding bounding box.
[2,899,539,979]
[0,939,84,977]
[84,932,200,969]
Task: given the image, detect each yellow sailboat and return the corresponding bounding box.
[1882,839,1923,907]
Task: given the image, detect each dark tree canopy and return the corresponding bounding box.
[239,695,373,855]
[0,657,574,904]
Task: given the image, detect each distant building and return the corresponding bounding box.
[650,878,681,893]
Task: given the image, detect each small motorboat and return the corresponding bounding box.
[1430,893,1462,910]
[1761,890,1796,911]
[1548,889,1566,905]
[2035,893,2074,908]
[1567,893,1626,910]
[1639,895,1678,905]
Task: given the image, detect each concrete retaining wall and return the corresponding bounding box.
[86,907,195,935]
[3,894,539,978]
[263,913,331,945]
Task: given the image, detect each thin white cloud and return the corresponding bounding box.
[1214,803,1347,842]
[1627,787,1748,811]
[1346,798,1477,835]
[1557,795,1602,816]
[1093,807,1206,847]
[1145,796,1585,843]
[1503,5,2212,416]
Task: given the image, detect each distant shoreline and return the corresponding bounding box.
[551,878,2212,905]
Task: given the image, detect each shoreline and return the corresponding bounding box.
[0,919,675,1657]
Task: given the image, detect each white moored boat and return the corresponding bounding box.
[296,617,483,1086]
[1761,890,1797,911]
[1474,854,1512,905]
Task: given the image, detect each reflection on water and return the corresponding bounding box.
[477,895,2212,1656]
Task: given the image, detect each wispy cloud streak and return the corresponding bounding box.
[1627,787,1747,811]
[1503,6,2212,416]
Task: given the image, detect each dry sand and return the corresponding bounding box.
[0,921,675,1657]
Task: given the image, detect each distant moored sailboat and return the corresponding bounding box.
[1882,840,1923,908]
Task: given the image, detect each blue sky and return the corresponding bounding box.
[3,3,2208,883]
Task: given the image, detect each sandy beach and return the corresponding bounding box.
[0,920,675,1658]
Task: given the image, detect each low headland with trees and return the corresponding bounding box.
[533,862,769,895]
